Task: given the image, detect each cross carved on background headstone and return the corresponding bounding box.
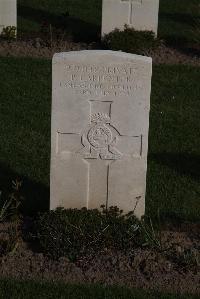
[122,0,143,25]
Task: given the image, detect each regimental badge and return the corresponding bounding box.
[80,112,122,160]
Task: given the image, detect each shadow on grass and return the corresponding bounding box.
[150,152,200,181]
[160,12,199,27]
[1,152,199,221]
[146,152,200,223]
[159,12,200,53]
[0,162,49,216]
[18,5,101,42]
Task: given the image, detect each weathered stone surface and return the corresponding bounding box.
[102,0,159,36]
[51,50,152,218]
[0,0,17,34]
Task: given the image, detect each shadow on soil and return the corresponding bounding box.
[18,5,101,42]
[0,162,49,216]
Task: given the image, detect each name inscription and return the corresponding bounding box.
[59,64,145,97]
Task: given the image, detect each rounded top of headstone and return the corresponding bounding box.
[52,50,152,64]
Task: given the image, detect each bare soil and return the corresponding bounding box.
[0,221,199,295]
[0,38,199,66]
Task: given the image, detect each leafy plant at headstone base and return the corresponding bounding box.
[166,246,200,272]
[36,206,141,261]
[138,214,200,271]
[40,20,72,48]
[181,248,200,269]
[0,179,23,222]
[40,21,53,47]
[138,215,163,252]
[102,25,160,55]
[0,221,21,256]
[0,26,16,39]
[137,207,171,254]
[0,180,23,256]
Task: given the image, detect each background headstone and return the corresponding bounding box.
[102,0,159,36]
[51,50,152,218]
[0,0,17,34]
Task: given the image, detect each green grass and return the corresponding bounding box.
[158,0,200,47]
[0,279,199,299]
[0,58,51,213]
[0,57,199,221]
[17,0,200,46]
[18,0,102,41]
[147,64,200,221]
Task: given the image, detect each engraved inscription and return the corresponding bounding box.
[59,64,146,97]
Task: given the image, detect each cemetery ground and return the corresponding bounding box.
[0,0,199,65]
[0,58,199,296]
[0,280,199,299]
[17,0,199,47]
[0,0,200,298]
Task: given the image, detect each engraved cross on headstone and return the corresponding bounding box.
[57,100,142,209]
[122,0,142,25]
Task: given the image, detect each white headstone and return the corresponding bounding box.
[0,0,17,34]
[51,50,152,218]
[102,0,159,36]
